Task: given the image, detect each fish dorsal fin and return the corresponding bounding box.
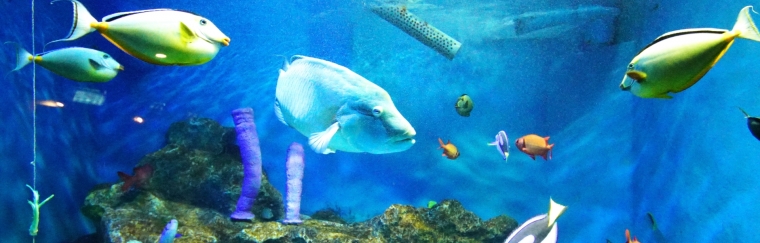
[635,28,727,55]
[102,9,194,22]
[179,22,197,43]
[308,122,339,154]
[290,55,306,63]
[547,198,567,227]
[517,235,535,243]
[274,98,288,125]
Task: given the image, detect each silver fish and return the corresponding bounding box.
[275,55,416,154]
[504,198,566,243]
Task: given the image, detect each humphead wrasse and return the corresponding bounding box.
[49,0,230,66]
[619,6,760,99]
[275,55,416,154]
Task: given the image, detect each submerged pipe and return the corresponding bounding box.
[371,5,462,60]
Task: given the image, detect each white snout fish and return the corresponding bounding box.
[6,42,122,82]
[275,55,416,154]
[49,0,230,66]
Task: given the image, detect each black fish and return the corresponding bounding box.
[738,107,760,140]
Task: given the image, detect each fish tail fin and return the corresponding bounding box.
[547,197,567,227]
[733,6,760,42]
[47,0,98,46]
[4,42,33,71]
[548,144,554,159]
[117,171,134,192]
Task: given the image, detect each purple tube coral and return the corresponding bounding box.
[230,108,262,220]
[282,142,305,224]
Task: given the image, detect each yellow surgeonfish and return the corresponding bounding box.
[619,6,760,99]
[48,0,230,66]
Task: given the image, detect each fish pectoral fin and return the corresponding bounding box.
[179,22,197,43]
[626,70,647,82]
[308,122,339,154]
[274,98,289,126]
[89,59,105,70]
[654,93,673,99]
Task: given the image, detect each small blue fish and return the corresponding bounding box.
[488,130,510,161]
[158,219,181,243]
[6,42,123,82]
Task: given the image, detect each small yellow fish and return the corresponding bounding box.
[438,138,460,160]
[454,94,473,117]
[49,0,230,66]
[619,6,760,99]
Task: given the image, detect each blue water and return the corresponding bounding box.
[2,0,760,242]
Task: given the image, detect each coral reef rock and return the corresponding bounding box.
[78,118,517,243]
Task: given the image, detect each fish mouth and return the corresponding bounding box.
[392,130,416,144]
[220,37,231,46]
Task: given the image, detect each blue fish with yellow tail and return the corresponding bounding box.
[6,42,122,82]
[620,6,760,99]
[48,0,230,66]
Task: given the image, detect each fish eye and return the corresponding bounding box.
[200,19,208,26]
[627,63,634,69]
[103,54,110,59]
[371,106,383,116]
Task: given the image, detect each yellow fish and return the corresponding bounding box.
[48,0,230,66]
[619,6,760,99]
[438,138,460,160]
[6,42,123,82]
[454,94,473,117]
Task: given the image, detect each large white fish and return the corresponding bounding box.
[6,42,122,82]
[504,198,567,243]
[48,0,230,66]
[619,6,760,99]
[275,55,416,154]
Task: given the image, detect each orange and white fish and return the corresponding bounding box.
[515,134,554,160]
[49,0,230,66]
[438,138,459,160]
[625,229,641,243]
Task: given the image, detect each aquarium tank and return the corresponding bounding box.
[2,0,759,242]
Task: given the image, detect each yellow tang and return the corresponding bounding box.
[619,6,760,99]
[48,0,230,66]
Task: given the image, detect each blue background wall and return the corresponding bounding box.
[1,0,758,242]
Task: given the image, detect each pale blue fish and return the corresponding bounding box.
[158,219,181,243]
[275,55,416,154]
[6,42,122,82]
[504,198,567,243]
[49,0,230,66]
[488,130,510,161]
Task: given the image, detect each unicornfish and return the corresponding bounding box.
[6,42,122,82]
[503,198,567,243]
[275,55,416,154]
[48,0,230,66]
[619,6,760,98]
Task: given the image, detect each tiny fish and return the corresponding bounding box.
[738,107,760,141]
[6,42,122,82]
[515,134,554,160]
[454,94,473,117]
[487,130,510,161]
[158,219,182,243]
[503,198,567,243]
[619,6,760,98]
[49,0,230,66]
[438,138,459,160]
[117,164,154,192]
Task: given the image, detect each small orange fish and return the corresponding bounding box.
[626,229,640,243]
[438,138,459,160]
[515,134,553,160]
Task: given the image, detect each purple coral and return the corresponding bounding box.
[230,108,262,220]
[282,142,305,224]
